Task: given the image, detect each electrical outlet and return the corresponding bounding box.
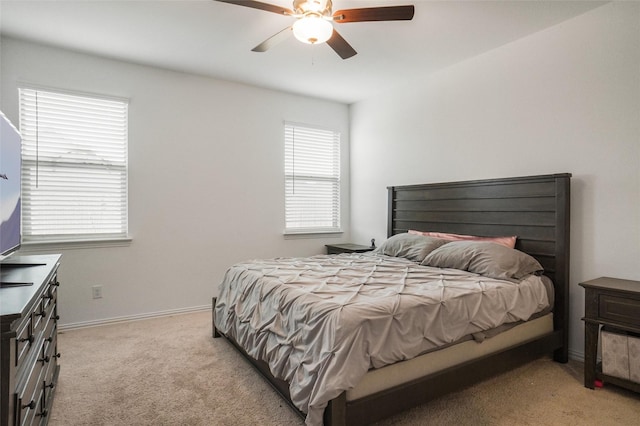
[92,285,103,299]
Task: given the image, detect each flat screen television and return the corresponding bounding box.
[0,110,22,259]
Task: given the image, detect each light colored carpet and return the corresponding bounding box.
[49,311,640,425]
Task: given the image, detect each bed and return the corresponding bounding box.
[212,173,571,426]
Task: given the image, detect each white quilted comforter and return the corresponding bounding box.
[214,253,549,425]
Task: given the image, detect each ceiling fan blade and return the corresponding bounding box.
[252,26,293,52]
[214,0,294,16]
[326,29,357,60]
[333,5,415,23]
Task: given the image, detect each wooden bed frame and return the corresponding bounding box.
[213,173,571,425]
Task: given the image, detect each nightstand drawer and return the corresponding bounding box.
[600,294,640,327]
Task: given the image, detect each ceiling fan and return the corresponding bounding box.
[215,0,415,59]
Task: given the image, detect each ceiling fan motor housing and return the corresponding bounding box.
[293,0,333,17]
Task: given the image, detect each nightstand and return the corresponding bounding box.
[325,243,375,255]
[580,277,640,393]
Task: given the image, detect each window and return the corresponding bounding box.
[19,87,128,242]
[284,122,341,234]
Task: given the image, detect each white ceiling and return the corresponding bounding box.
[0,0,606,104]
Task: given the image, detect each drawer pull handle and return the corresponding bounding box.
[54,314,60,321]
[37,409,49,418]
[52,281,60,287]
[35,311,46,318]
[22,400,36,410]
[19,335,34,344]
[46,381,56,389]
[39,353,60,363]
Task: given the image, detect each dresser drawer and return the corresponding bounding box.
[41,295,57,342]
[45,275,59,304]
[41,344,58,415]
[31,299,47,336]
[599,294,640,327]
[15,316,33,369]
[15,306,57,426]
[42,285,56,313]
[15,351,45,426]
[42,324,58,365]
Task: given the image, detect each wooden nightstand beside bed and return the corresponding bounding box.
[325,243,375,255]
[580,276,640,393]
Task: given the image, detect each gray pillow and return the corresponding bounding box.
[421,241,543,281]
[374,233,449,262]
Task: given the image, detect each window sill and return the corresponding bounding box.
[284,230,343,239]
[20,237,132,252]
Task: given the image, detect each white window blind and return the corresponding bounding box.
[284,122,341,233]
[19,87,128,242]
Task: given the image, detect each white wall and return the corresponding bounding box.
[350,2,640,359]
[0,37,350,327]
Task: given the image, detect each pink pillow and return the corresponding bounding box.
[408,230,517,249]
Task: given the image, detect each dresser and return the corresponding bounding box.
[580,276,640,393]
[1,254,62,426]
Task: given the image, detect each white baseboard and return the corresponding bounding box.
[568,348,584,362]
[58,304,211,331]
[59,310,589,365]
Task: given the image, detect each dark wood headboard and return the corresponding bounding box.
[387,173,571,361]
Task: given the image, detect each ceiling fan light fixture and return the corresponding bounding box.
[292,15,333,45]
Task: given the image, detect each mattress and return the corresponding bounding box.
[347,313,553,400]
[214,253,550,425]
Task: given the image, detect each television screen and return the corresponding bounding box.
[0,111,22,257]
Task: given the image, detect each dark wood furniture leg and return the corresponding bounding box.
[584,321,598,389]
[323,393,346,426]
[212,297,221,338]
